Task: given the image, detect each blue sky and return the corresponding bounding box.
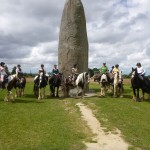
[0,0,150,75]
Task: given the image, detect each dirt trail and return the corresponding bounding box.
[76,103,129,150]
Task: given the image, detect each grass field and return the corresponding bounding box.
[0,78,150,150]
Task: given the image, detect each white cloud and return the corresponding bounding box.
[0,0,150,75]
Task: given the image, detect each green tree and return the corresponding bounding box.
[11,66,16,74]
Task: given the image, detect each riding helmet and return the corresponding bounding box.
[115,64,119,67]
[136,62,141,67]
[17,64,21,67]
[41,64,44,67]
[0,62,5,66]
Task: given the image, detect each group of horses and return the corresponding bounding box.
[96,68,150,102]
[1,68,150,102]
[33,72,89,100]
[96,71,124,98]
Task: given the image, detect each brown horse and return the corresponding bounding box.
[49,74,62,97]
[15,76,26,97]
[131,68,150,101]
[0,75,18,102]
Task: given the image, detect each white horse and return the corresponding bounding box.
[113,71,123,97]
[99,74,108,97]
[75,72,89,98]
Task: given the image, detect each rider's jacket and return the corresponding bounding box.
[38,69,46,75]
[137,67,145,75]
[16,67,23,78]
[112,67,119,74]
[52,68,59,75]
[100,66,108,74]
[0,66,7,82]
[71,67,78,75]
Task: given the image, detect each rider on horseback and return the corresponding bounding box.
[16,64,23,79]
[71,64,78,85]
[0,62,8,89]
[136,62,145,80]
[52,64,59,83]
[112,64,120,75]
[38,64,46,80]
[100,62,109,82]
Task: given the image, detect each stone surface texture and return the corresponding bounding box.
[58,0,88,77]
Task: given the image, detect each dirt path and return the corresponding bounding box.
[76,103,129,150]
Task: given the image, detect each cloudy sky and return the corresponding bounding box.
[0,0,150,75]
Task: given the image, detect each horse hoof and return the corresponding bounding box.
[120,95,123,98]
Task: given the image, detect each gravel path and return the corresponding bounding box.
[76,103,129,150]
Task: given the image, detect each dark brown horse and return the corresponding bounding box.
[131,68,150,101]
[33,73,49,100]
[49,74,62,97]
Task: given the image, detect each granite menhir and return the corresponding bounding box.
[58,0,88,77]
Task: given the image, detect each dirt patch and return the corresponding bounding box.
[76,103,129,150]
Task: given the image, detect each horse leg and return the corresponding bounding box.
[136,89,141,102]
[21,88,24,96]
[4,91,10,102]
[4,91,15,102]
[56,87,59,97]
[76,86,79,98]
[42,87,45,99]
[38,88,41,100]
[113,84,118,97]
[100,85,104,97]
[132,88,137,101]
[140,90,145,101]
[15,88,20,97]
[50,85,54,97]
[19,88,21,97]
[119,84,124,98]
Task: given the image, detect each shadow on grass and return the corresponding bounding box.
[14,99,35,103]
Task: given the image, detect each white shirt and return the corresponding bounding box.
[0,66,7,76]
[72,68,78,74]
[137,66,145,75]
[0,66,7,81]
[16,67,23,77]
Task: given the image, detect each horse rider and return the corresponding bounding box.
[100,62,109,82]
[71,64,78,85]
[136,62,145,80]
[0,62,8,89]
[52,64,59,83]
[16,64,23,79]
[38,64,46,79]
[112,64,120,75]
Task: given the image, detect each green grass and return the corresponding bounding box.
[0,82,92,150]
[84,83,150,150]
[0,81,150,150]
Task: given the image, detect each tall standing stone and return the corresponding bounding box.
[58,0,88,77]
